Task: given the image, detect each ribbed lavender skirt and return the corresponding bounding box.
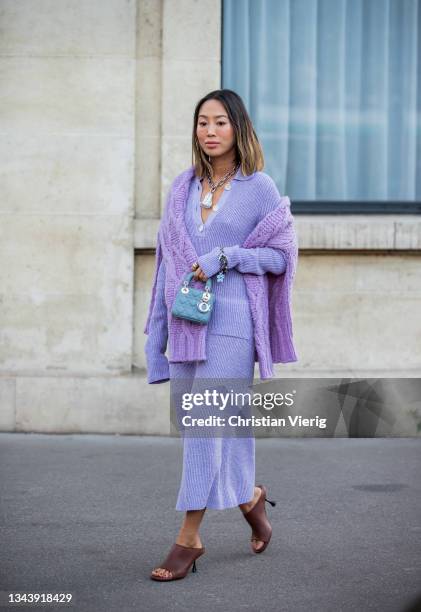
[169,332,256,511]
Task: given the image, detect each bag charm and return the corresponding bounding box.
[217,247,228,283]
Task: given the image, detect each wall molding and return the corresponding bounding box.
[134,215,421,251]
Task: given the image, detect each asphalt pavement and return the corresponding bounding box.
[0,434,420,612]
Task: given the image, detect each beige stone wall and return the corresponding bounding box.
[1,0,420,435]
[0,0,136,376]
[293,252,421,375]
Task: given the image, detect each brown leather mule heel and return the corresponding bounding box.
[150,543,205,581]
[242,484,277,554]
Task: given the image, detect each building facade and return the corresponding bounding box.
[1,0,420,436]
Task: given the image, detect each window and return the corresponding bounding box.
[222,0,421,213]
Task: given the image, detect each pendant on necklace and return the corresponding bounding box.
[224,182,232,190]
[200,191,213,209]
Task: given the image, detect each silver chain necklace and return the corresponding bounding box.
[200,163,240,209]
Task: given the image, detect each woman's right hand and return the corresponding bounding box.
[192,263,208,282]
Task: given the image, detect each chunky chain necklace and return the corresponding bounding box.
[200,162,240,209]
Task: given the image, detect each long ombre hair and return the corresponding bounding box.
[192,89,264,179]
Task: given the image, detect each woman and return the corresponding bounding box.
[144,89,298,581]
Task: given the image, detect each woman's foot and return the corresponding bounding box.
[239,486,265,552]
[151,529,203,579]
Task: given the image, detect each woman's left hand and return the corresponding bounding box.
[192,264,208,282]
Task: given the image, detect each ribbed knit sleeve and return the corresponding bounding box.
[144,259,170,384]
[197,245,286,277]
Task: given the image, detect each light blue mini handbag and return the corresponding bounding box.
[171,271,215,324]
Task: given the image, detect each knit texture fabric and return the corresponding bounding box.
[144,168,286,383]
[144,164,299,380]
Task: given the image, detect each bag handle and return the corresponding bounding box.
[183,271,212,292]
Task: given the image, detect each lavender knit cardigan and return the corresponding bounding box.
[144,165,298,380]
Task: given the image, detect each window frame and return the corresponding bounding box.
[291,201,421,215]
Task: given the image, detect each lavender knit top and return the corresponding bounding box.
[144,166,287,384]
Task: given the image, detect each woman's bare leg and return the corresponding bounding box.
[238,486,265,551]
[151,508,206,579]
